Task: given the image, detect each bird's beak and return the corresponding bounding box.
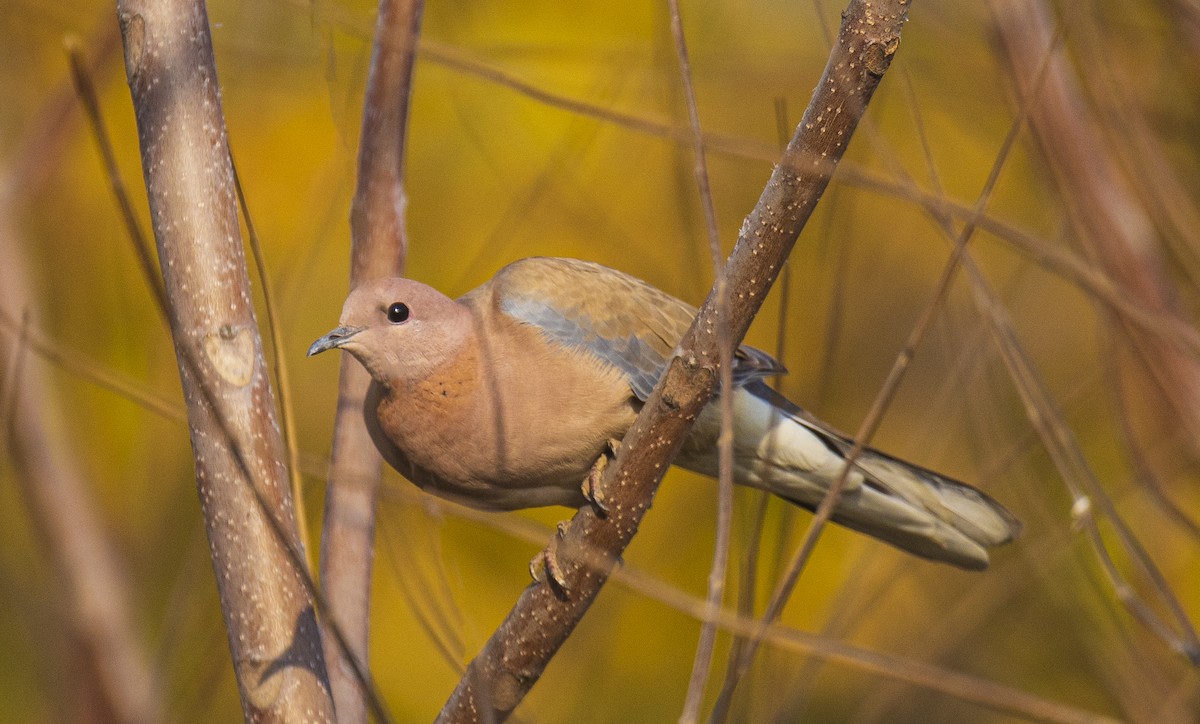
[307,326,363,357]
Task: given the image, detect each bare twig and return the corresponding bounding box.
[717,97,798,713]
[666,1,736,720]
[319,0,423,720]
[300,5,1200,371]
[66,37,169,320]
[407,27,1200,377]
[436,2,911,720]
[710,8,1064,717]
[232,168,313,561]
[387,487,1116,724]
[836,166,1200,363]
[1103,335,1200,540]
[963,251,1200,663]
[618,562,1117,724]
[988,0,1200,666]
[896,114,1200,669]
[0,309,28,461]
[116,1,334,718]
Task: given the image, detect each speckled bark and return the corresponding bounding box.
[116,0,334,720]
[436,1,911,720]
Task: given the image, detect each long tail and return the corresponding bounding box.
[678,382,1021,570]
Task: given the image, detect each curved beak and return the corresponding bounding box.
[307,326,363,357]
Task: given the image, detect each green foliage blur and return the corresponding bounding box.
[1,0,1198,721]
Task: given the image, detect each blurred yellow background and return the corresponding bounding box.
[1,0,1198,721]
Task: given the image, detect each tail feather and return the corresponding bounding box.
[678,382,1021,570]
[808,449,1021,570]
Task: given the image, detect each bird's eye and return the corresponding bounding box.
[386,302,410,324]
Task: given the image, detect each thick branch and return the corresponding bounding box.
[437,1,910,719]
[116,1,333,719]
[320,0,423,720]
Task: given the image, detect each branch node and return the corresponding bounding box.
[864,37,899,76]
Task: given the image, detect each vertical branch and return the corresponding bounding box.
[665,1,735,720]
[116,1,334,719]
[437,1,910,720]
[319,0,423,720]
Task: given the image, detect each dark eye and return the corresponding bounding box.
[386,302,410,324]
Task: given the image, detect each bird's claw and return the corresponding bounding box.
[529,521,571,593]
[581,438,621,516]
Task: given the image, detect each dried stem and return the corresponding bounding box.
[234,169,312,559]
[436,2,911,720]
[116,0,333,718]
[318,0,423,720]
[399,489,1116,724]
[989,0,1200,665]
[66,37,169,320]
[666,0,736,720]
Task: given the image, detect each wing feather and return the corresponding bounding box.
[477,257,783,400]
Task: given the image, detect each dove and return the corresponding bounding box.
[309,257,1020,569]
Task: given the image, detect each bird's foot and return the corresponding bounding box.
[529,521,571,593]
[581,438,621,516]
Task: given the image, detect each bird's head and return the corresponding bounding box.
[307,277,472,387]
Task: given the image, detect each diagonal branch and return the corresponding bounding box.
[436,1,911,720]
[318,0,423,720]
[116,0,334,718]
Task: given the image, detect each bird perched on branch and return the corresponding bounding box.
[309,257,1020,570]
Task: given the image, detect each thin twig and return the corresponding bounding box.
[667,0,736,720]
[960,253,1200,664]
[836,166,1200,362]
[402,490,1117,724]
[378,516,467,675]
[1102,328,1200,539]
[66,37,169,321]
[0,308,29,484]
[0,308,183,422]
[232,163,312,562]
[0,32,163,723]
[301,5,1200,372]
[717,97,797,714]
[710,10,1067,715]
[989,0,1200,665]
